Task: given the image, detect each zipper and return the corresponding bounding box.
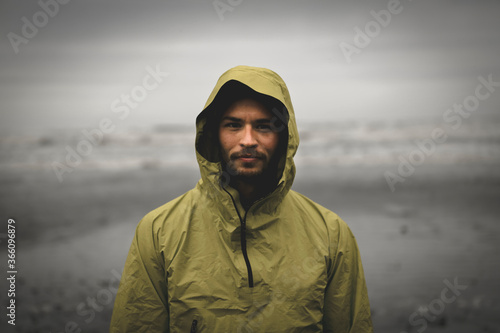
[240,210,254,287]
[190,319,198,333]
[223,187,255,288]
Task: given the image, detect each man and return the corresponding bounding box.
[110,65,373,332]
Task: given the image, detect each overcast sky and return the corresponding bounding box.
[1,0,499,134]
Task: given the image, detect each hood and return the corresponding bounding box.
[195,65,299,212]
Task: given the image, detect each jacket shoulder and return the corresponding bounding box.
[137,188,200,233]
[286,189,345,225]
[285,190,355,245]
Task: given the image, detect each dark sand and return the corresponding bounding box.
[1,160,499,332]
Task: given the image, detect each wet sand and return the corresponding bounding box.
[1,161,499,332]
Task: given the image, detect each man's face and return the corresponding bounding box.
[219,99,280,179]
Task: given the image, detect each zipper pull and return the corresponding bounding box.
[190,319,198,333]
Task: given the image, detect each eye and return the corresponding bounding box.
[256,124,272,132]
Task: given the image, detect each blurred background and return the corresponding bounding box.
[1,0,499,332]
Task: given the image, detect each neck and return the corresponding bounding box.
[234,179,259,211]
[223,161,280,211]
[230,174,276,211]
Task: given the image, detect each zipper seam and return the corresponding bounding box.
[222,187,254,288]
[241,210,254,287]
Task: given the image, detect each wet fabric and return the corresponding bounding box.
[110,65,373,332]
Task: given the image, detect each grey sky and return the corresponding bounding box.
[1,0,499,133]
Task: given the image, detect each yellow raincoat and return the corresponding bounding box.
[110,66,373,332]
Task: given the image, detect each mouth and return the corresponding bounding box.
[232,153,263,163]
[238,156,259,163]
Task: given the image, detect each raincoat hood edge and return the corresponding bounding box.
[194,66,300,211]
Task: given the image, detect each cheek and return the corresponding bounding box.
[219,131,236,153]
[260,134,279,154]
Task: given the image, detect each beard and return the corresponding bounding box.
[226,160,264,180]
[223,148,267,179]
[221,150,280,190]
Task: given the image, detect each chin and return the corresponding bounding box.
[227,160,261,174]
[235,167,263,178]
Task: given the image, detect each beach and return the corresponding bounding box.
[0,118,499,332]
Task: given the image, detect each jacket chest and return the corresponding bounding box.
[165,219,328,329]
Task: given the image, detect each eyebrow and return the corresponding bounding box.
[221,116,272,123]
[221,116,242,122]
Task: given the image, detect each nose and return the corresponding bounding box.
[240,124,257,148]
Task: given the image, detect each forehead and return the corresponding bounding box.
[222,98,273,120]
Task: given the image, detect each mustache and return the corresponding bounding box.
[230,149,266,160]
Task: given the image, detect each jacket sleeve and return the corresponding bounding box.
[110,215,169,333]
[323,217,373,333]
